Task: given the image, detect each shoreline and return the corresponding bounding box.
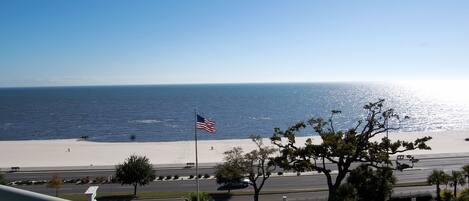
[1,130,468,169]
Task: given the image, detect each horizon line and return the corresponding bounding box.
[1,79,466,89]
[0,81,392,89]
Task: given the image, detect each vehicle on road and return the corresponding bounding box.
[217,179,250,191]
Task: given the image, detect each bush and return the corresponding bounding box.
[457,189,469,201]
[80,177,90,184]
[94,176,107,184]
[189,175,194,179]
[203,174,210,179]
[198,174,202,179]
[184,192,214,201]
[277,172,283,176]
[337,183,356,201]
[158,176,164,180]
[441,189,453,201]
[0,174,8,185]
[33,180,47,185]
[174,175,179,180]
[165,175,172,180]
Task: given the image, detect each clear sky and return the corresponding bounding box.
[1,0,468,87]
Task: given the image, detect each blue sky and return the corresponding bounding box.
[0,0,468,87]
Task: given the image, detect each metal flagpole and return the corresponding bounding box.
[194,109,200,201]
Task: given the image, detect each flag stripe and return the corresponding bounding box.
[196,115,216,133]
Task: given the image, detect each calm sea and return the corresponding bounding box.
[1,82,469,142]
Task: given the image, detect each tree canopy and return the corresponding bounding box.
[463,164,469,189]
[243,135,276,201]
[449,170,466,197]
[215,136,276,201]
[215,147,245,192]
[271,99,432,201]
[346,165,396,201]
[115,155,156,195]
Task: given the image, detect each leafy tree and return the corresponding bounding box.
[428,170,450,201]
[115,155,156,196]
[346,165,396,201]
[215,136,276,201]
[271,99,432,201]
[243,135,276,201]
[47,174,63,197]
[449,171,466,197]
[215,147,245,193]
[463,165,469,189]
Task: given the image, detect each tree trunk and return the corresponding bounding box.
[328,186,338,201]
[453,184,457,197]
[253,189,260,201]
[327,171,346,201]
[55,188,58,197]
[436,183,441,201]
[133,183,137,196]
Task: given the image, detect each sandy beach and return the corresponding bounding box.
[1,130,468,169]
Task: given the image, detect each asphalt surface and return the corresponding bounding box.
[3,153,469,200]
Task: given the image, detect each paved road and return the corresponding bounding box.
[3,153,469,200]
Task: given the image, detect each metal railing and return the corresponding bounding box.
[0,185,70,201]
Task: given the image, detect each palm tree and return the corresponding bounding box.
[449,170,466,197]
[427,170,449,201]
[463,165,469,189]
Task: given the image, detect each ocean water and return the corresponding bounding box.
[1,82,469,142]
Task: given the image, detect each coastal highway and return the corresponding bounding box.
[3,153,469,200]
[5,153,469,181]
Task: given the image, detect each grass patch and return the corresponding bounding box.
[394,181,430,187]
[60,192,188,201]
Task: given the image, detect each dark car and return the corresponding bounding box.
[217,181,249,191]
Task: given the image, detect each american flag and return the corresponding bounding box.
[196,114,216,133]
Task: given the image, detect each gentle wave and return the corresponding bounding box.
[129,119,164,124]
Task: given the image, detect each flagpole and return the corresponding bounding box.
[194,109,200,201]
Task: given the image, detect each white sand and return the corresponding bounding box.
[0,130,468,168]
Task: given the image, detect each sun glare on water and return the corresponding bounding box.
[397,80,469,105]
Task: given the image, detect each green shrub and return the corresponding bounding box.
[457,189,469,201]
[277,172,283,176]
[336,183,356,201]
[203,174,210,179]
[189,175,194,179]
[174,175,179,180]
[94,176,107,184]
[441,189,454,201]
[165,175,172,180]
[158,176,164,180]
[0,174,8,185]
